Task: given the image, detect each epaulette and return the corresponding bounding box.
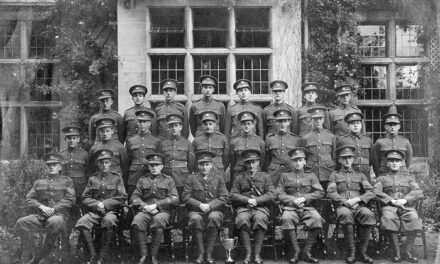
[397,134,409,140]
[288,132,298,137]
[111,171,122,178]
[214,131,225,136]
[60,175,73,181]
[351,105,360,110]
[263,104,274,110]
[156,102,165,108]
[267,132,276,138]
[125,106,135,111]
[59,148,67,153]
[176,102,185,108]
[161,173,173,179]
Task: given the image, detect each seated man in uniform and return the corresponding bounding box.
[131,153,179,264]
[230,149,276,264]
[75,149,127,264]
[327,145,376,264]
[182,151,229,264]
[276,147,324,264]
[14,154,75,264]
[374,150,423,263]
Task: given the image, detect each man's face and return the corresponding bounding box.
[338,93,352,105]
[137,120,151,133]
[240,120,254,134]
[99,98,113,111]
[291,157,306,170]
[245,160,259,173]
[237,87,251,102]
[338,156,354,168]
[385,123,400,135]
[312,116,324,129]
[304,91,318,103]
[272,90,285,102]
[98,127,114,141]
[201,84,215,99]
[169,122,182,136]
[148,164,163,175]
[203,120,216,134]
[348,120,362,134]
[65,135,80,148]
[198,161,213,175]
[276,119,291,132]
[46,162,61,175]
[132,92,145,106]
[97,159,112,172]
[387,158,403,171]
[163,88,176,101]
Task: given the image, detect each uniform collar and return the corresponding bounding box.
[338,104,351,110]
[386,133,398,139]
[273,101,285,106]
[341,167,354,173]
[239,100,250,105]
[277,130,288,136]
[313,127,323,133]
[165,100,175,105]
[67,146,78,152]
[149,173,162,179]
[47,173,60,179]
[100,109,112,113]
[305,101,317,107]
[171,135,181,140]
[350,132,362,139]
[202,97,213,103]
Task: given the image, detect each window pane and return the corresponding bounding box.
[360,65,387,100]
[236,8,270,48]
[1,107,21,159]
[396,25,425,57]
[194,55,227,94]
[29,19,55,58]
[28,108,60,159]
[29,63,57,101]
[0,20,20,59]
[150,55,185,95]
[150,8,184,48]
[236,55,269,94]
[360,106,387,142]
[193,8,228,48]
[357,25,386,57]
[396,64,424,100]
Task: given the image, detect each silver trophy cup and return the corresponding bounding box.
[222,236,238,264]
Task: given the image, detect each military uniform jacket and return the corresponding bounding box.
[59,147,88,178]
[263,102,298,137]
[126,132,160,183]
[230,171,275,215]
[300,128,336,181]
[374,172,423,208]
[26,174,75,215]
[130,173,179,212]
[89,109,124,143]
[183,171,229,212]
[155,100,189,138]
[189,97,226,136]
[229,133,265,174]
[265,131,300,171]
[329,104,362,137]
[276,170,324,208]
[327,168,375,206]
[82,171,127,213]
[157,135,195,186]
[224,101,264,139]
[88,140,129,181]
[192,132,229,171]
[372,134,413,175]
[337,132,372,167]
[123,105,157,141]
[296,102,330,137]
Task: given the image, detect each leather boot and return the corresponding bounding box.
[239,227,252,264]
[205,228,218,264]
[97,227,113,264]
[343,225,356,264]
[151,228,163,264]
[253,229,265,264]
[30,232,58,264]
[403,231,418,263]
[80,228,97,263]
[358,225,374,264]
[193,229,205,264]
[135,230,148,264]
[302,229,319,263]
[390,232,401,263]
[287,230,300,264]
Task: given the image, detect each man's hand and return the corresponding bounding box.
[97,202,105,213]
[248,199,257,207]
[143,204,158,214]
[293,197,305,207]
[199,203,211,213]
[344,197,361,208]
[392,199,407,207]
[39,205,54,217]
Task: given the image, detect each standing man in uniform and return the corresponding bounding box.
[372,104,413,177]
[131,153,179,264]
[265,109,300,186]
[157,113,195,197]
[295,82,330,137]
[155,79,189,139]
[327,145,376,264]
[182,151,229,264]
[125,109,160,197]
[88,117,128,184]
[189,75,226,137]
[14,154,75,264]
[229,111,265,182]
[263,80,297,138]
[337,113,373,181]
[230,149,275,264]
[123,85,157,141]
[277,147,324,264]
[75,149,127,264]
[224,79,264,139]
[329,84,362,137]
[89,89,124,143]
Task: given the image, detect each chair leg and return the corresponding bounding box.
[271,225,278,260]
[422,230,427,259]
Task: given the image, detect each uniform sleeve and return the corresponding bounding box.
[81,178,100,210]
[222,136,230,170]
[255,174,276,205]
[25,181,43,209]
[264,139,272,171]
[122,111,129,142]
[155,177,179,210]
[182,176,202,209]
[371,141,381,176]
[208,176,229,210]
[329,111,335,134]
[262,109,269,137]
[182,104,190,139]
[359,173,376,204]
[259,139,266,172]
[373,177,393,204]
[289,108,298,136]
[224,108,232,139]
[189,104,197,137]
[87,146,97,174]
[331,134,337,161]
[229,140,236,174]
[89,116,96,144]
[187,143,196,173]
[404,177,423,205]
[323,109,331,130]
[326,172,348,204]
[219,103,226,134]
[53,178,76,213]
[125,140,132,168]
[276,174,295,206]
[116,114,125,143]
[130,180,146,208]
[303,173,324,202]
[405,141,413,169]
[230,175,250,206]
[119,144,129,183]
[102,175,127,211]
[256,107,264,139]
[151,113,158,137]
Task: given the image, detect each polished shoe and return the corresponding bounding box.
[138,256,148,264]
[242,254,251,264]
[392,256,401,263]
[254,255,263,264]
[302,251,319,263]
[152,256,160,264]
[206,254,215,264]
[359,254,374,264]
[288,256,299,264]
[403,252,418,263]
[345,256,355,264]
[195,254,204,264]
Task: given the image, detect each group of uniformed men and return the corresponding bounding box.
[14,76,423,264]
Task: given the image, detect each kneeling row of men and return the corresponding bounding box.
[15,144,423,264]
